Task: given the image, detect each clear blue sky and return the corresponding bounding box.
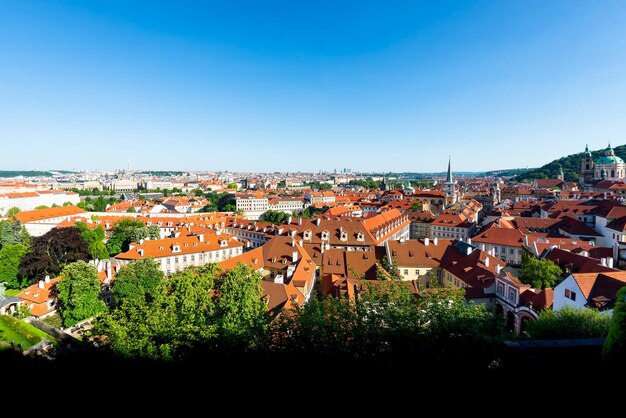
[2,1,626,172]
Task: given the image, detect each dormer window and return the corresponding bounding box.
[220,240,227,247]
[303,230,312,240]
[340,231,348,241]
[321,230,330,240]
[194,242,198,247]
[184,243,189,247]
[357,232,364,241]
[172,245,181,253]
[159,246,164,250]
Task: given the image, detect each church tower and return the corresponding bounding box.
[492,179,501,204]
[444,157,458,208]
[557,164,564,181]
[579,144,595,185]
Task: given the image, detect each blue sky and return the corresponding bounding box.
[1,1,626,172]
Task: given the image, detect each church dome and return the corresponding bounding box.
[595,144,624,165]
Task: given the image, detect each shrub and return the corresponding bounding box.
[527,306,610,340]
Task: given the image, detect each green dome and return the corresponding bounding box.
[596,155,624,165]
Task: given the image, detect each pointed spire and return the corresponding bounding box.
[585,144,589,152]
[446,156,453,183]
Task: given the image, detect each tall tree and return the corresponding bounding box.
[18,227,90,283]
[0,220,30,247]
[112,258,164,306]
[519,257,563,289]
[75,222,109,261]
[92,196,108,212]
[217,264,268,344]
[56,261,107,327]
[106,219,146,256]
[0,243,29,289]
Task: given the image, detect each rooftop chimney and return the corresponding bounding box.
[467,237,472,245]
[38,280,44,289]
[44,275,50,284]
[316,218,321,227]
[608,257,614,268]
[433,237,438,246]
[601,257,607,266]
[198,234,204,243]
[496,264,502,274]
[298,217,302,225]
[484,257,490,267]
[288,216,292,224]
[466,246,472,256]
[292,250,298,263]
[424,237,429,246]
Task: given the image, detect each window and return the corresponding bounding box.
[509,248,514,254]
[404,269,409,275]
[508,289,516,304]
[415,269,419,275]
[497,282,504,296]
[175,257,179,264]
[565,289,577,301]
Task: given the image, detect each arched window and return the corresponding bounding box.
[612,170,615,178]
[586,164,590,170]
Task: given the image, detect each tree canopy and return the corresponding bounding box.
[261,210,290,224]
[112,258,164,306]
[106,219,159,256]
[18,227,90,284]
[519,257,562,289]
[75,222,108,261]
[57,261,107,327]
[0,220,30,247]
[526,305,610,339]
[94,263,267,360]
[0,243,29,289]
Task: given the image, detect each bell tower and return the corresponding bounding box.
[444,157,457,208]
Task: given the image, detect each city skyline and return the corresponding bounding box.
[2,1,626,172]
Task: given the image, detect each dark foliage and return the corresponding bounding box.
[18,227,89,283]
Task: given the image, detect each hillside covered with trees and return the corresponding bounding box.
[513,144,626,183]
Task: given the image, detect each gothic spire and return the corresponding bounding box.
[446,156,453,183]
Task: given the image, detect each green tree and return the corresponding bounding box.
[57,260,107,327]
[5,207,20,218]
[34,205,49,210]
[410,202,423,210]
[95,267,217,360]
[217,264,268,344]
[227,183,238,190]
[527,305,610,339]
[519,257,562,289]
[0,243,29,289]
[126,207,137,213]
[112,258,164,306]
[93,196,108,212]
[63,201,73,206]
[603,286,626,362]
[261,210,288,224]
[75,222,109,261]
[106,219,146,256]
[1,220,31,248]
